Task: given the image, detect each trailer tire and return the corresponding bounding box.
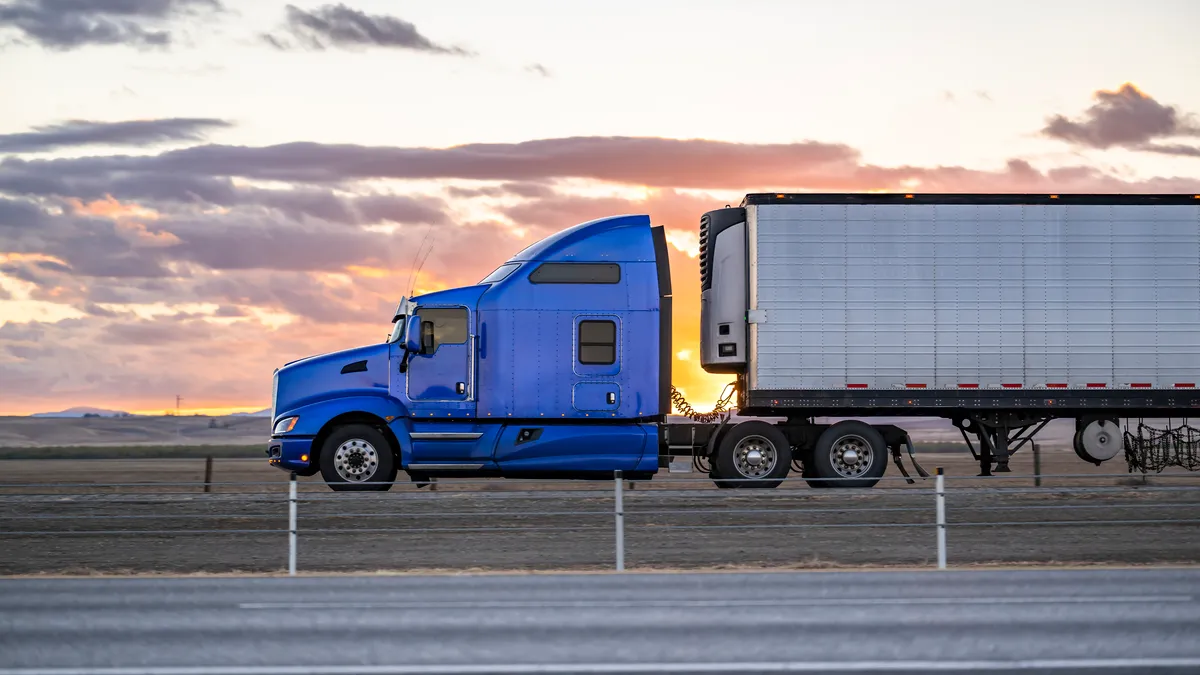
[807,421,887,488]
[319,424,397,491]
[712,421,791,489]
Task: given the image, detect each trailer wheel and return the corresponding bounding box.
[807,421,887,488]
[319,424,397,491]
[712,421,791,489]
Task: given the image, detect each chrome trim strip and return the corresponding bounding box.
[406,463,486,470]
[410,432,484,440]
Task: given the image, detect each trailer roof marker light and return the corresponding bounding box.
[905,194,914,199]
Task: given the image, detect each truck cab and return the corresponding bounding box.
[267,214,673,490]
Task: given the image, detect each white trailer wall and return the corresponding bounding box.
[747,202,1200,391]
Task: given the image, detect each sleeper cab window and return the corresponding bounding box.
[415,307,468,352]
[578,320,616,365]
[529,262,621,284]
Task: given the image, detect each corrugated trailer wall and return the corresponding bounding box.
[747,202,1200,392]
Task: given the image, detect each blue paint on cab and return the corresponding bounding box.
[267,214,671,480]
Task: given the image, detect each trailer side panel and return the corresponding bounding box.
[746,200,1200,399]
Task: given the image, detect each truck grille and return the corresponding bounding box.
[699,213,711,291]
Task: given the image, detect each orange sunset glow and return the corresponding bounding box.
[2,2,1199,418]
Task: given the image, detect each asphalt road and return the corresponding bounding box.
[1,568,1198,674]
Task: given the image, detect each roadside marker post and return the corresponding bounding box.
[1033,442,1042,487]
[614,470,625,571]
[936,467,946,570]
[288,472,297,576]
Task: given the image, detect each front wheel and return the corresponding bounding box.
[712,421,792,489]
[319,424,397,491]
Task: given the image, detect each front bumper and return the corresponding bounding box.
[267,436,315,472]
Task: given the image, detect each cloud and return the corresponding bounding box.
[264,4,471,55]
[0,118,232,153]
[446,182,555,200]
[0,137,855,190]
[0,195,45,228]
[3,125,1200,413]
[1142,143,1200,159]
[10,134,1197,195]
[1043,83,1200,156]
[0,0,222,50]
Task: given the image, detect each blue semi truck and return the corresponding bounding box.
[268,193,1200,490]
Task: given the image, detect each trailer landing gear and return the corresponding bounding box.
[955,415,1052,477]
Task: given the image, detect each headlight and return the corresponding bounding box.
[273,416,299,434]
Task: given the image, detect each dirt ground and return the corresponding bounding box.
[1,450,1198,575]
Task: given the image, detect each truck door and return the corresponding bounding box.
[406,306,475,416]
[571,315,622,414]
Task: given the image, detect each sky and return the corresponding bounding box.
[1,0,1199,416]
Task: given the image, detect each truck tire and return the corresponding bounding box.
[319,424,397,492]
[807,421,887,488]
[712,421,792,489]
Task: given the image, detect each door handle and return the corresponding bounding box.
[606,392,615,405]
[456,382,466,395]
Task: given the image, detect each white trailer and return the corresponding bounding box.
[692,194,1200,485]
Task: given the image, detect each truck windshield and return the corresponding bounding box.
[479,262,519,284]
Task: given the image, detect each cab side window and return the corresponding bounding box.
[416,307,468,353]
[578,320,616,365]
[530,262,621,284]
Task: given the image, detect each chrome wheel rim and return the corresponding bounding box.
[830,434,873,478]
[334,439,379,482]
[733,435,777,478]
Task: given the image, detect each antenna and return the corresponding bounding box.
[404,222,437,297]
[409,224,439,296]
[175,395,182,416]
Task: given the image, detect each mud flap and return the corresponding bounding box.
[890,444,915,484]
[904,434,931,479]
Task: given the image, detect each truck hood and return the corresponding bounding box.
[273,342,391,421]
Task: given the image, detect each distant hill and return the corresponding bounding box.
[30,406,134,418]
[230,409,271,417]
[0,414,269,448]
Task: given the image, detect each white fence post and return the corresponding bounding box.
[935,466,946,570]
[614,469,625,572]
[288,471,297,576]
